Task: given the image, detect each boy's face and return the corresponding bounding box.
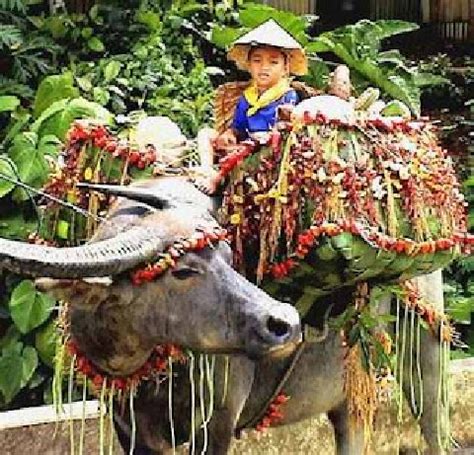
[248,47,288,91]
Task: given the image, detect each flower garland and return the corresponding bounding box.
[130,227,228,285]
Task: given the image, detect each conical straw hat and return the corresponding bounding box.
[228,19,308,76]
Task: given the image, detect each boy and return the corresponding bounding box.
[196,19,308,191]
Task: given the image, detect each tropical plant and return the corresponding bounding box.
[305,20,449,116]
[0,9,62,91]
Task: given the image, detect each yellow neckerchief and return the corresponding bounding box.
[244,78,291,117]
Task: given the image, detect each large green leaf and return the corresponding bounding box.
[413,72,449,87]
[8,132,52,192]
[0,156,17,197]
[210,26,242,49]
[305,20,427,115]
[0,342,38,404]
[0,95,20,113]
[0,343,24,403]
[211,2,310,49]
[32,97,113,140]
[374,20,419,40]
[31,99,68,135]
[35,320,58,368]
[33,72,79,118]
[306,28,421,115]
[8,280,54,335]
[88,36,105,52]
[104,60,122,83]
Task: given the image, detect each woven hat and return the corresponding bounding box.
[228,19,308,76]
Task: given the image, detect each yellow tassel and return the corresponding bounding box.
[344,343,378,450]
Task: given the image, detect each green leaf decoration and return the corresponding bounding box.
[33,72,79,118]
[35,320,58,368]
[0,95,20,113]
[8,280,54,335]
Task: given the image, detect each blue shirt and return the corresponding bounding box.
[232,89,299,139]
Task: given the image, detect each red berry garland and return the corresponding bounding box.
[66,339,185,392]
[269,220,472,280]
[255,392,289,432]
[130,227,228,285]
[67,122,157,170]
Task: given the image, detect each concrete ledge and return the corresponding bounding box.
[0,358,473,454]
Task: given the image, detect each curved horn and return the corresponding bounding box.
[0,227,164,278]
[77,182,169,209]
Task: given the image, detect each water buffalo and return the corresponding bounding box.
[73,179,445,455]
[0,177,301,377]
[111,272,445,455]
[0,176,445,455]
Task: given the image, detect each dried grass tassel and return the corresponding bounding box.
[344,342,377,449]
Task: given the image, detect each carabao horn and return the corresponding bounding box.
[77,182,169,209]
[0,226,164,278]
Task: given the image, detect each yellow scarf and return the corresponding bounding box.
[244,79,291,117]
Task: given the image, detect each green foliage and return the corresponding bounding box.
[8,280,54,334]
[0,158,16,197]
[8,132,60,200]
[33,72,79,118]
[0,342,38,404]
[68,5,215,135]
[32,97,113,139]
[0,278,54,406]
[0,95,20,112]
[35,320,58,368]
[211,2,313,48]
[306,20,448,116]
[0,14,61,87]
[0,0,27,13]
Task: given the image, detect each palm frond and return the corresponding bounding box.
[0,0,26,13]
[0,76,33,99]
[0,24,23,50]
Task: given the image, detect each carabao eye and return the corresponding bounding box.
[171,266,201,280]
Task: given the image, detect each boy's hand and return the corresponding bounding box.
[277,103,295,122]
[214,129,237,150]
